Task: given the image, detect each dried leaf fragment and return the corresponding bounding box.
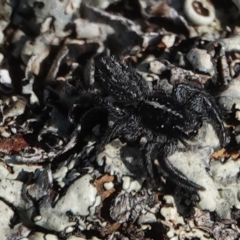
[0,135,28,154]
[211,148,226,159]
[94,174,115,200]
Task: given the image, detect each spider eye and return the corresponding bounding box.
[191,129,199,137]
[183,128,198,138]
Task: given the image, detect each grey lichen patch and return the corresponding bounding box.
[0,177,36,229]
[1,96,27,124]
[27,168,53,202]
[81,2,141,34]
[6,223,31,240]
[27,0,73,37]
[0,95,28,137]
[97,139,146,183]
[122,176,142,193]
[0,69,13,93]
[212,222,240,240]
[82,0,120,9]
[37,174,101,232]
[0,179,33,210]
[160,195,240,240]
[209,35,240,56]
[167,146,220,212]
[28,232,59,240]
[160,195,206,239]
[21,30,55,75]
[12,147,47,164]
[210,158,240,219]
[218,76,240,112]
[2,155,44,178]
[168,142,240,219]
[22,77,39,106]
[73,19,108,40]
[0,0,12,44]
[0,200,14,239]
[186,48,215,76]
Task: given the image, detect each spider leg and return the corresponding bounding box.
[141,136,205,191]
[157,140,205,191]
[162,156,206,191]
[98,115,141,151]
[142,142,157,181]
[53,106,108,164]
[98,118,125,152]
[186,93,226,146]
[173,83,226,146]
[94,94,127,119]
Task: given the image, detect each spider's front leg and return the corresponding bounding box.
[98,114,142,152]
[142,133,205,191]
[160,142,205,191]
[172,83,227,146]
[145,139,205,191]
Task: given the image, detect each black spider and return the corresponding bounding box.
[93,56,227,191]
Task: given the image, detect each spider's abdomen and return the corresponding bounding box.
[138,99,185,135]
[96,56,150,103]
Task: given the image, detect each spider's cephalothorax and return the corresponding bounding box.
[94,56,227,191]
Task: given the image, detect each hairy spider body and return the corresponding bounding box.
[139,97,190,136]
[94,56,226,191]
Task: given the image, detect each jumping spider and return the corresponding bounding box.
[93,56,227,191]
